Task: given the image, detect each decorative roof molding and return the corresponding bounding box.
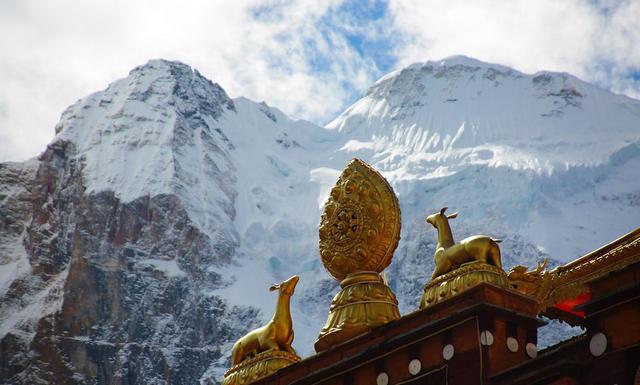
[544,227,640,310]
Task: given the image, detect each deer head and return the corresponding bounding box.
[425,207,458,228]
[269,275,300,295]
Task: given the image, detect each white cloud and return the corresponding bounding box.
[388,0,640,96]
[0,0,383,161]
[1,0,638,162]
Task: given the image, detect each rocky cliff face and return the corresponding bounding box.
[0,61,262,385]
[1,57,639,384]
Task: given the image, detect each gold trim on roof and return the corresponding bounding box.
[547,228,640,307]
[508,227,640,312]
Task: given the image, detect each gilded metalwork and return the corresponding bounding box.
[315,271,400,352]
[419,207,507,308]
[316,159,401,352]
[224,276,300,385]
[426,207,502,279]
[319,158,401,280]
[507,259,553,302]
[543,229,640,310]
[222,350,300,385]
[418,207,640,313]
[505,228,640,312]
[420,261,510,308]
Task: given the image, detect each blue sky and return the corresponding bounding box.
[324,0,397,72]
[1,0,639,162]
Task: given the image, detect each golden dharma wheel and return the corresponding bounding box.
[318,158,401,280]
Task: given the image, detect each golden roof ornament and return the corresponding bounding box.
[222,276,300,385]
[421,208,640,314]
[420,207,508,308]
[508,260,550,295]
[507,229,640,313]
[315,158,401,352]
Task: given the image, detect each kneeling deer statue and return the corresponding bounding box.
[426,207,502,279]
[231,275,299,365]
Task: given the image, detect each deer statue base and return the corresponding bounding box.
[315,271,400,352]
[222,350,300,385]
[420,261,510,308]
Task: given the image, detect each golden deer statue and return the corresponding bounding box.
[230,275,299,365]
[426,207,502,279]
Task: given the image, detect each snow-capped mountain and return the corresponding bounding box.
[1,56,639,384]
[329,55,640,258]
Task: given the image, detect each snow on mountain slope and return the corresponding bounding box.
[0,59,343,384]
[329,55,640,168]
[54,59,239,245]
[328,55,640,260]
[1,56,639,384]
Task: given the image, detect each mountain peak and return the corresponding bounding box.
[49,58,239,229]
[55,59,235,134]
[417,55,516,72]
[129,58,190,74]
[372,55,517,87]
[328,55,640,170]
[436,54,492,65]
[130,58,236,114]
